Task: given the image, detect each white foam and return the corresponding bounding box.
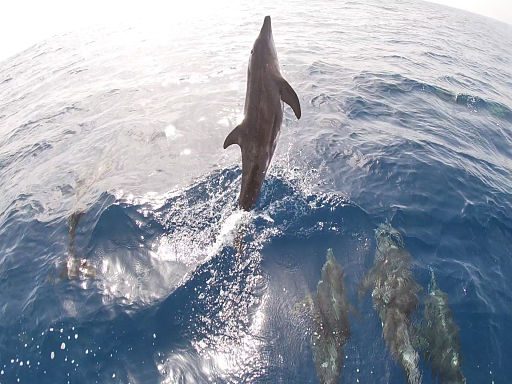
[207,210,252,257]
[164,124,182,140]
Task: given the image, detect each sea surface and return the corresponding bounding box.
[0,0,511,383]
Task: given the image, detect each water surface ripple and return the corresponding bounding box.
[0,0,511,382]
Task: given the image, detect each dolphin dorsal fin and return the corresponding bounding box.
[279,78,301,119]
[223,123,244,149]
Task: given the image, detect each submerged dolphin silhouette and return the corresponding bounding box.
[223,16,301,210]
[361,224,422,384]
[311,249,351,384]
[422,269,466,383]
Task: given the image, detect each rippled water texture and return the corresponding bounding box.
[0,0,511,383]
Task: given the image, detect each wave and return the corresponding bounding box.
[345,71,512,122]
[0,164,378,383]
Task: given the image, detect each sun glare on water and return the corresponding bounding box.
[1,0,242,61]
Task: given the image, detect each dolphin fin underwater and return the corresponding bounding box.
[223,16,301,211]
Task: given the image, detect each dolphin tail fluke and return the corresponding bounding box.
[279,77,301,119]
[223,123,245,149]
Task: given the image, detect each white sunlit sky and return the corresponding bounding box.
[0,0,511,63]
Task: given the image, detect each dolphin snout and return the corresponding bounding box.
[260,16,272,38]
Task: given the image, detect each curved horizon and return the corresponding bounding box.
[0,0,510,64]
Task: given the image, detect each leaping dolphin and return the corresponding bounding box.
[223,16,301,211]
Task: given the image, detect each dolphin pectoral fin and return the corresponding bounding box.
[279,78,301,119]
[223,123,244,149]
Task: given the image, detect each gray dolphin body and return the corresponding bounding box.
[223,16,301,210]
[311,249,350,384]
[422,270,466,384]
[361,224,422,384]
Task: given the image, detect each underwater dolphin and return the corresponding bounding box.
[223,16,301,210]
[422,269,466,384]
[361,224,422,384]
[310,249,351,384]
[60,210,95,280]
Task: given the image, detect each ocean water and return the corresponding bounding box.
[0,0,511,382]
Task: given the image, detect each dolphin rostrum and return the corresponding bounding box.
[223,16,301,210]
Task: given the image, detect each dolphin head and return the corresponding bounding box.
[323,251,344,284]
[375,223,404,251]
[249,16,278,71]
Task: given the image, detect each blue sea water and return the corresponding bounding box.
[0,0,511,382]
